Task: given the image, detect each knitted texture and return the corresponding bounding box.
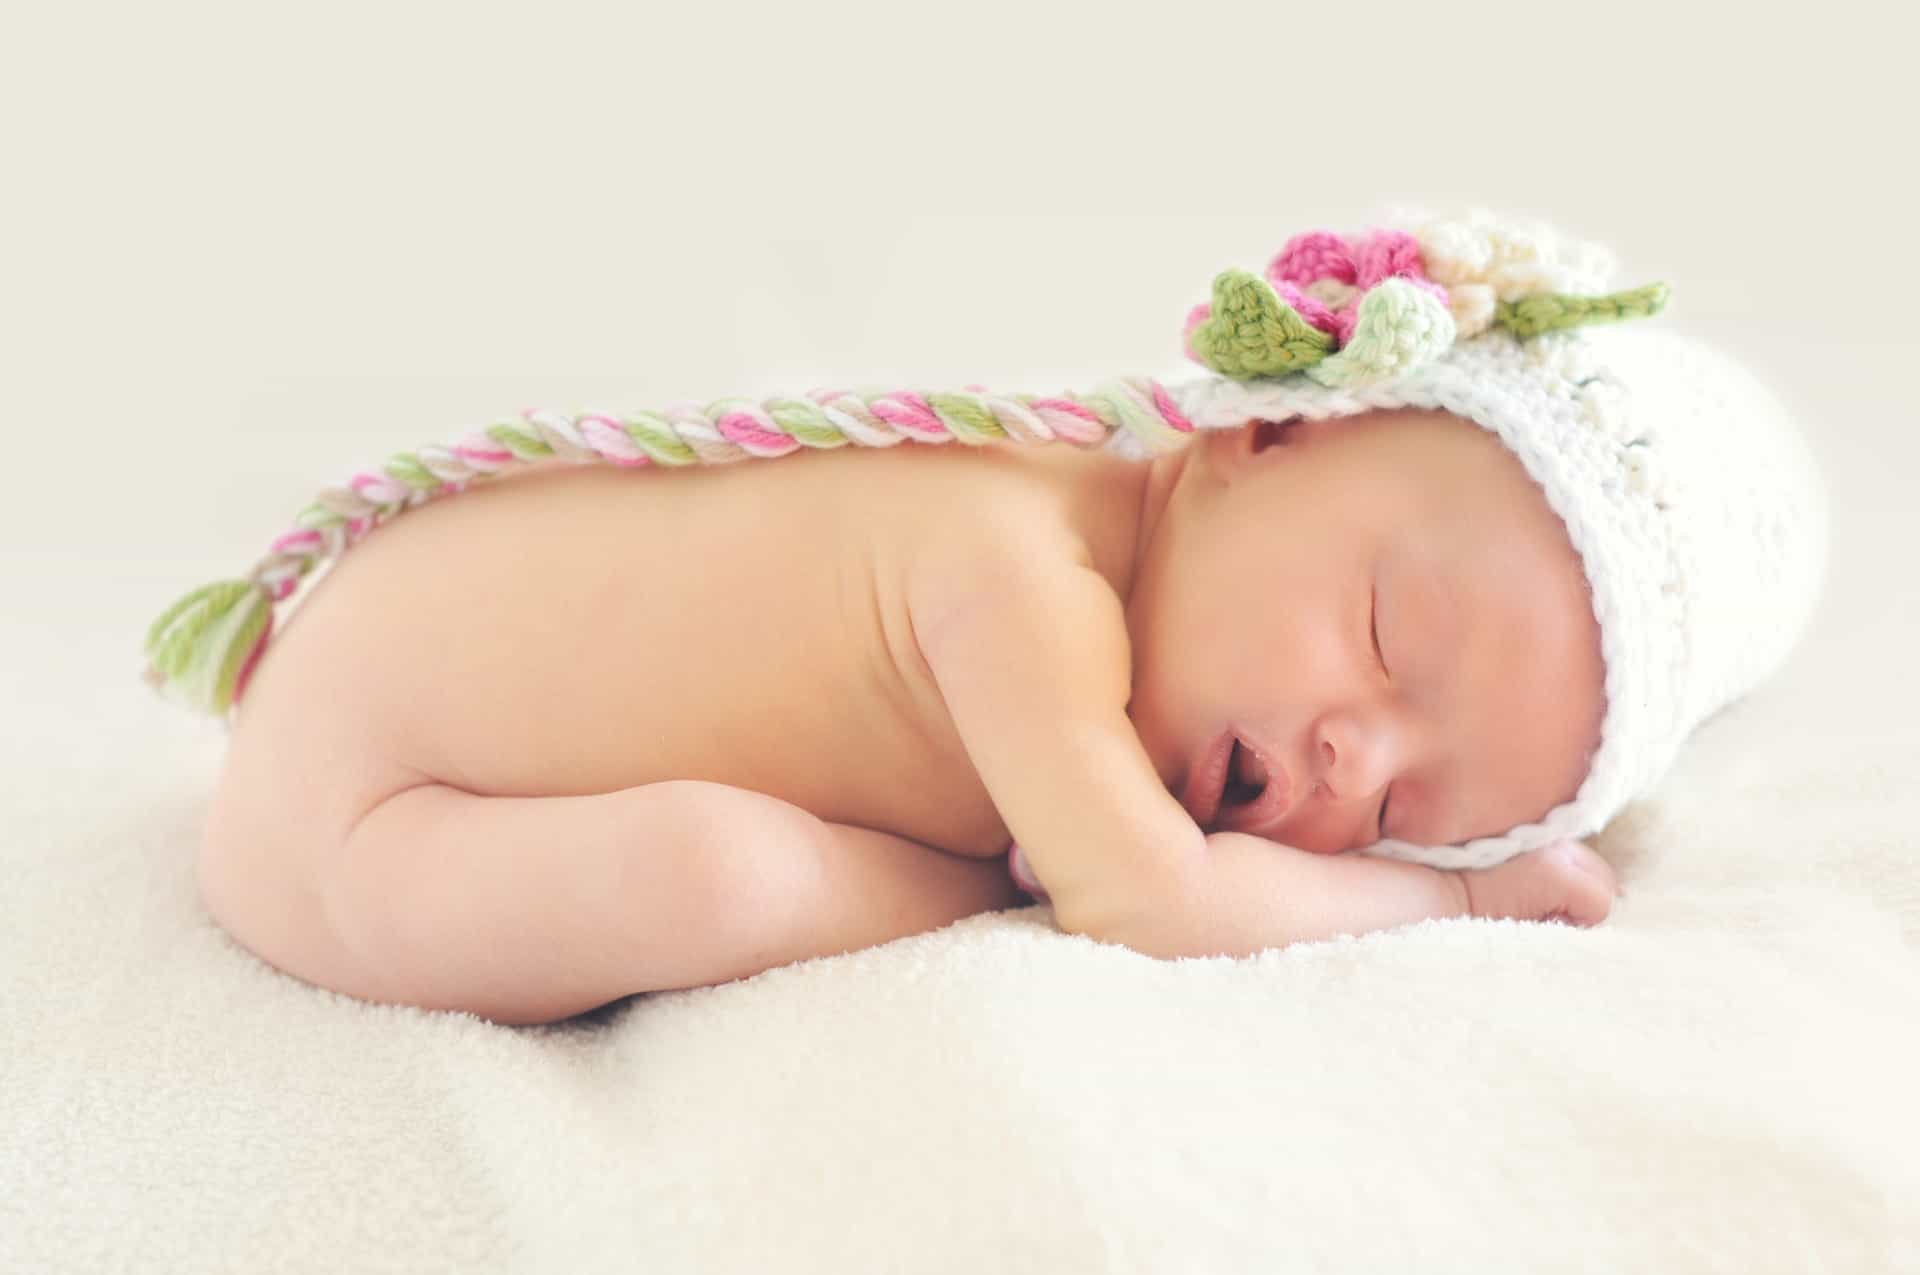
[1182,218,1671,391]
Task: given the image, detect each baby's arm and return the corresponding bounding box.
[1119,830,1614,959]
[912,552,1205,940]
[912,549,1614,957]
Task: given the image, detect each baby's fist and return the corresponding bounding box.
[1463,840,1617,928]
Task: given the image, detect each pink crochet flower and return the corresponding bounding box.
[1183,227,1452,360]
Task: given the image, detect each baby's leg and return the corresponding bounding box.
[294,780,1019,1025]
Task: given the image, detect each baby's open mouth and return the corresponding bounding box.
[1219,736,1269,811]
[1215,734,1293,835]
[1185,729,1287,832]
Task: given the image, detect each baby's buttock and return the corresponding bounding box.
[220,449,1020,862]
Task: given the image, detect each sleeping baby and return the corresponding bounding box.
[148,209,1827,1025]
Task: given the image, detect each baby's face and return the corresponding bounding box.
[1124,407,1606,853]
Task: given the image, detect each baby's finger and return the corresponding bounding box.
[1542,840,1616,926]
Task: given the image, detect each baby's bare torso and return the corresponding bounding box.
[222,440,1098,862]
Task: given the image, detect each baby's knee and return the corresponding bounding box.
[629,780,836,945]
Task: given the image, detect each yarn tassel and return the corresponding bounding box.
[142,579,275,718]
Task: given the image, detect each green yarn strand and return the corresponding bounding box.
[619,411,700,466]
[761,397,852,449]
[210,588,273,714]
[485,420,560,461]
[293,502,342,534]
[925,392,1008,443]
[1494,281,1672,339]
[382,452,442,491]
[142,581,220,663]
[141,579,272,717]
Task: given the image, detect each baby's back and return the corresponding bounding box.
[217,438,1096,864]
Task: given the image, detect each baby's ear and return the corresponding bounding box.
[1249,417,1306,456]
[1202,416,1307,485]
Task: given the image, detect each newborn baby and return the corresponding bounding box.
[170,211,1825,1028]
[192,405,1611,1027]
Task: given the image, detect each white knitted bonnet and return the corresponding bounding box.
[1131,207,1830,870]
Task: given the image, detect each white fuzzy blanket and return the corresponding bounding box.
[4,397,1917,1274]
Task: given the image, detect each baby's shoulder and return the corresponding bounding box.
[896,453,1099,636]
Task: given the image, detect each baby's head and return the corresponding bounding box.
[1126,404,1607,859]
[1123,208,1829,870]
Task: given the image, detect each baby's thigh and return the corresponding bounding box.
[205,752,1016,1024]
[318,779,835,1020]
[312,777,1014,1022]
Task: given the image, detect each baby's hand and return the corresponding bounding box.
[1459,840,1618,928]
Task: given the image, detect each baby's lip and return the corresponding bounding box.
[1180,729,1235,828]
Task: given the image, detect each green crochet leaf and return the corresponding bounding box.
[1494,281,1672,339]
[1188,268,1335,380]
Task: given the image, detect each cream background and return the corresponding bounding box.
[4,3,1916,1271]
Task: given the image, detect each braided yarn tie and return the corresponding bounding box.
[142,378,1196,721]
